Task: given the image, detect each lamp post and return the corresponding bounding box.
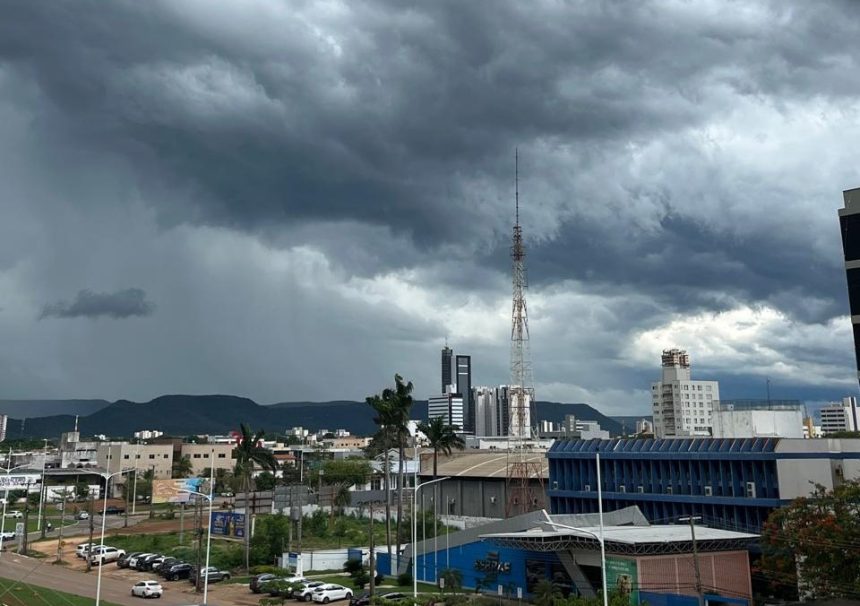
[179,463,215,606]
[36,439,48,536]
[0,463,31,558]
[95,448,134,606]
[412,476,449,601]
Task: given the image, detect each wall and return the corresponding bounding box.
[637,551,752,601]
[712,409,803,439]
[179,443,235,476]
[421,478,545,519]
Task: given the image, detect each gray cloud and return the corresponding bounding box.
[40,289,155,320]
[0,0,857,411]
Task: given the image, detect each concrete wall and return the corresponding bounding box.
[179,443,235,476]
[712,409,803,438]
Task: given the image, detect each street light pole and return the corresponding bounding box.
[412,476,449,601]
[180,483,214,606]
[95,448,133,606]
[37,439,48,536]
[595,452,608,606]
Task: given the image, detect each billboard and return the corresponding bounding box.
[210,512,245,538]
[151,478,207,504]
[0,475,41,490]
[605,557,639,606]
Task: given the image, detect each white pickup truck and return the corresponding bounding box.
[89,546,126,566]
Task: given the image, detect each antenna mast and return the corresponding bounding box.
[505,149,543,516]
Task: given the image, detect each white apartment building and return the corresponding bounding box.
[820,397,860,434]
[651,349,720,438]
[133,429,164,440]
[98,442,173,479]
[428,392,464,429]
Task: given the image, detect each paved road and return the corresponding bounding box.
[0,552,201,605]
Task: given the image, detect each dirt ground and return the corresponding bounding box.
[27,522,262,606]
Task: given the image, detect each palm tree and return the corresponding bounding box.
[384,375,413,566]
[172,455,193,479]
[233,423,278,572]
[417,416,465,543]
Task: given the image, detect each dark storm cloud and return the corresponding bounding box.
[40,288,155,320]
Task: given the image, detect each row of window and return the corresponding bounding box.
[110,453,228,460]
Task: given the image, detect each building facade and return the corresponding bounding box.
[179,443,236,476]
[839,187,860,384]
[820,397,859,434]
[474,386,500,437]
[0,415,7,442]
[456,355,474,433]
[99,442,173,479]
[548,437,860,532]
[711,400,804,438]
[442,346,453,393]
[428,393,464,429]
[651,349,720,438]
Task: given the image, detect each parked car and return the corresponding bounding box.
[266,576,308,597]
[293,581,325,601]
[312,584,353,604]
[0,530,15,540]
[139,554,164,571]
[250,573,277,593]
[128,553,155,569]
[154,557,179,572]
[75,543,101,559]
[4,511,22,519]
[77,511,89,520]
[89,546,126,565]
[105,505,125,515]
[189,566,231,584]
[117,552,143,569]
[162,562,192,581]
[131,580,163,599]
[349,592,406,606]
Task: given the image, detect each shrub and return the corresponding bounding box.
[352,569,370,589]
[343,558,364,575]
[397,573,413,587]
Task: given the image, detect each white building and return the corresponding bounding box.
[711,400,804,438]
[820,397,860,434]
[0,415,7,442]
[133,429,164,440]
[428,392,464,429]
[635,419,654,435]
[651,349,720,438]
[508,388,532,439]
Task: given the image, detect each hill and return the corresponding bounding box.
[7,395,621,440]
[0,399,110,418]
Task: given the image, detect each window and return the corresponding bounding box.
[217,453,226,459]
[136,454,141,459]
[204,453,209,458]
[193,454,201,459]
[149,454,155,459]
[706,385,712,391]
[123,454,129,459]
[163,454,168,459]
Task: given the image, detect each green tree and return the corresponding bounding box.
[74,481,90,500]
[233,423,278,573]
[761,480,860,599]
[533,580,561,606]
[172,455,193,478]
[250,513,291,564]
[255,471,277,491]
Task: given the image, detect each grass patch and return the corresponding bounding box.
[306,573,433,594]
[105,532,243,570]
[0,577,122,606]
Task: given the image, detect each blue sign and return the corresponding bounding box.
[211,512,245,538]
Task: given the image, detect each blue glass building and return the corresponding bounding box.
[547,437,860,532]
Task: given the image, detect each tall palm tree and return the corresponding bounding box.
[233,423,278,572]
[172,455,193,479]
[383,375,413,566]
[367,393,396,564]
[417,416,465,541]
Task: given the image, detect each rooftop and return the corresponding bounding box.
[420,450,548,479]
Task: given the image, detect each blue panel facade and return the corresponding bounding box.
[414,540,585,597]
[548,438,785,531]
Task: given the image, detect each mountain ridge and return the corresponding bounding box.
[4,395,621,439]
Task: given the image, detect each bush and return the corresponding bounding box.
[397,573,413,587]
[343,558,364,575]
[250,564,282,575]
[352,569,370,589]
[375,573,385,585]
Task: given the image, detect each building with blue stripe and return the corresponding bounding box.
[547,437,860,531]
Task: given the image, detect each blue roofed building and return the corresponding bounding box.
[547,437,860,532]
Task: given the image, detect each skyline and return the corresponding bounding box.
[1,1,859,414]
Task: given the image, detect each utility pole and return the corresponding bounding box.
[681,515,704,606]
[368,500,375,598]
[86,494,95,573]
[21,500,29,555]
[179,504,185,545]
[124,470,130,528]
[148,465,155,520]
[55,492,67,563]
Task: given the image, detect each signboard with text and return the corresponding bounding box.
[210,511,245,538]
[152,478,206,504]
[0,475,40,490]
[605,557,639,606]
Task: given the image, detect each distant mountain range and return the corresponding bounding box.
[0,395,622,440]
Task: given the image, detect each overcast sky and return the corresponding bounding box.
[1,0,858,415]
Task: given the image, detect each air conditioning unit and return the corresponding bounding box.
[489,496,497,504]
[637,485,644,493]
[745,482,756,498]
[552,481,559,490]
[584,484,591,492]
[704,486,713,497]
[618,485,626,493]
[666,486,673,495]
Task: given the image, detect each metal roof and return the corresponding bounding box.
[419,451,548,479]
[481,522,757,555]
[549,437,778,456]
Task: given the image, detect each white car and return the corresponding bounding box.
[293,581,324,601]
[0,531,14,540]
[77,511,89,520]
[131,580,163,599]
[312,584,353,604]
[75,543,101,558]
[4,511,22,519]
[89,546,126,565]
[128,553,154,569]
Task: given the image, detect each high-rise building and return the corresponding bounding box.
[427,393,464,429]
[820,397,859,434]
[456,355,474,433]
[441,346,453,393]
[651,348,720,438]
[839,188,860,383]
[0,415,7,442]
